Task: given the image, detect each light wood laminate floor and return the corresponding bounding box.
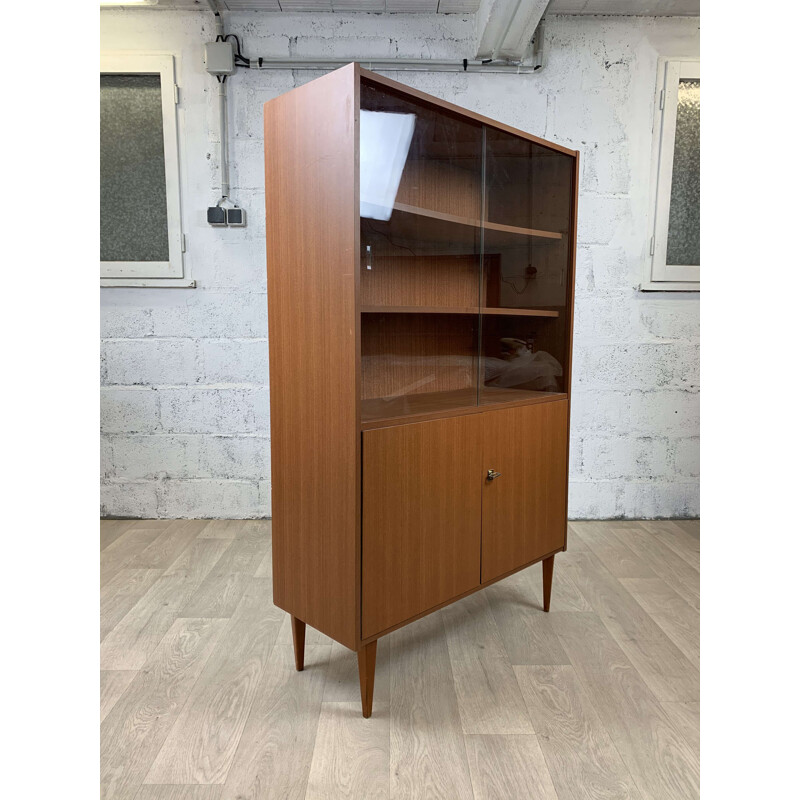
[100,519,700,800]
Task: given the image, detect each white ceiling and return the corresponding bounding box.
[153,0,698,12]
[155,0,482,10]
[547,0,699,14]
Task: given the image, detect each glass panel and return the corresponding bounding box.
[480,128,574,404]
[666,78,700,266]
[359,79,482,423]
[100,73,169,262]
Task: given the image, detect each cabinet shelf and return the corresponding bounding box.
[361,305,559,318]
[364,203,564,249]
[393,202,563,241]
[361,386,568,429]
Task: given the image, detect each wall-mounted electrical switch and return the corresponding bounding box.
[207,206,227,226]
[226,207,246,227]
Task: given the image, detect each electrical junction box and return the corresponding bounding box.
[205,41,235,76]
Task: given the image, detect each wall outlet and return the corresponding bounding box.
[227,207,246,227]
[207,206,227,226]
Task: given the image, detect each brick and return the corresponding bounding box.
[573,247,594,296]
[158,479,263,519]
[200,339,269,384]
[629,390,699,436]
[197,436,270,480]
[150,292,268,339]
[570,390,630,433]
[100,389,159,434]
[576,195,629,245]
[674,437,700,478]
[581,142,631,195]
[638,300,700,341]
[590,246,631,290]
[568,435,583,479]
[568,481,620,519]
[573,296,636,342]
[103,339,197,386]
[159,387,269,435]
[575,343,699,391]
[101,306,153,338]
[582,436,671,480]
[201,240,268,291]
[553,92,626,146]
[619,481,699,519]
[258,480,273,518]
[104,435,198,480]
[101,481,159,519]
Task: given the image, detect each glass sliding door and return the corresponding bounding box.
[359,79,483,423]
[479,127,574,404]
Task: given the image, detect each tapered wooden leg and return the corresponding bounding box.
[291,616,306,671]
[542,555,555,613]
[357,640,378,719]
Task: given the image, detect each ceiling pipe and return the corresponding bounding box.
[239,57,537,73]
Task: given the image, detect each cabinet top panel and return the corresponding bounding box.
[358,65,578,159]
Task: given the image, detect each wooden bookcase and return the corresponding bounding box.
[264,64,579,718]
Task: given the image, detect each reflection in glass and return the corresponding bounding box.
[666,78,700,266]
[360,81,482,422]
[484,337,562,393]
[479,127,572,403]
[360,110,416,221]
[358,79,574,422]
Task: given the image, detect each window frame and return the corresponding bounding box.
[100,52,189,287]
[642,57,700,292]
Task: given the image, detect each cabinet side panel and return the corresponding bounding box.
[264,65,358,649]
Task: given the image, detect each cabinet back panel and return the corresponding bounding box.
[361,313,478,400]
[360,253,480,309]
[264,64,359,649]
[395,159,481,219]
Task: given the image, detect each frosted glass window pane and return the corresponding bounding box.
[100,74,169,262]
[666,78,700,266]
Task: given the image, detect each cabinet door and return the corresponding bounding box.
[361,414,482,638]
[481,400,569,583]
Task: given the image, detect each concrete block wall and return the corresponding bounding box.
[100,9,700,518]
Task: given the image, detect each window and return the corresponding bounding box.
[643,58,700,291]
[100,53,189,287]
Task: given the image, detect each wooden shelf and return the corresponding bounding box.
[361,387,568,429]
[361,305,559,318]
[393,202,563,241]
[363,203,564,250]
[482,307,560,318]
[361,305,478,315]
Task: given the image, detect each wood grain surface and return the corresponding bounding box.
[264,63,360,650]
[361,414,482,638]
[481,400,569,582]
[100,518,700,800]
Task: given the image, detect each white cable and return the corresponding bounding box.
[206,0,231,204]
[218,79,230,201]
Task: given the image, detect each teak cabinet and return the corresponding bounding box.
[265,64,579,718]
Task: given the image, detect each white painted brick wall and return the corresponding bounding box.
[100,9,699,519]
